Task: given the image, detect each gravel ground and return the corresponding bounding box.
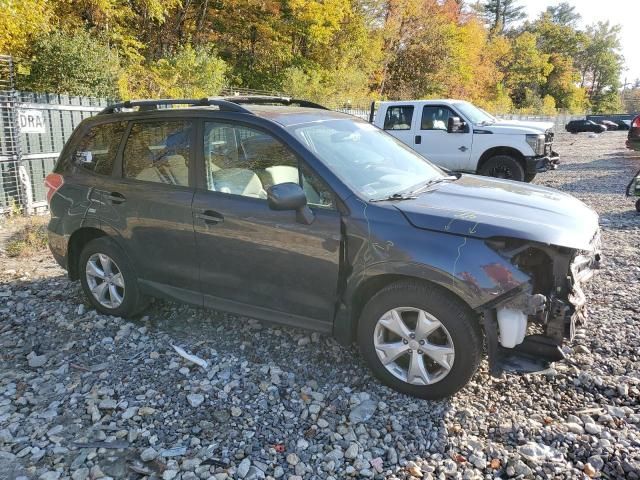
[1,131,639,480]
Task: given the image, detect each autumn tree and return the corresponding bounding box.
[0,0,51,56]
[17,30,120,98]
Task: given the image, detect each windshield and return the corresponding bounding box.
[289,119,444,201]
[455,101,496,124]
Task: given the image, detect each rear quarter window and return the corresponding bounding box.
[67,122,126,175]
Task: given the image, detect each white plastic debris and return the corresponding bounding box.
[171,345,208,369]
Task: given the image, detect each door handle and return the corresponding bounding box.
[415,135,422,144]
[105,192,126,204]
[459,146,468,152]
[195,210,224,225]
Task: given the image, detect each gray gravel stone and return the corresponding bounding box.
[187,393,205,407]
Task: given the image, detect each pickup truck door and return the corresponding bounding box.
[417,105,473,171]
[379,105,418,147]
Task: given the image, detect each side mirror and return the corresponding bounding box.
[447,117,466,133]
[267,182,314,225]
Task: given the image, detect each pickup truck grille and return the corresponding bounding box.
[544,129,555,156]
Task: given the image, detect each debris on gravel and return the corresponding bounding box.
[0,131,638,479]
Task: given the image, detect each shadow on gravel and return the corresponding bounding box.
[558,157,636,173]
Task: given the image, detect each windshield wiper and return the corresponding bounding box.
[407,175,458,195]
[369,192,417,202]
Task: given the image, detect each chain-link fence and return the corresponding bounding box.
[0,56,108,214]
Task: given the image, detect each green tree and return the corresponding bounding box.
[119,45,227,98]
[476,0,526,34]
[18,30,120,98]
[495,32,553,108]
[544,2,580,26]
[577,21,624,112]
[525,13,588,111]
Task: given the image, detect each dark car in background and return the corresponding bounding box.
[46,97,601,399]
[565,119,607,134]
[627,115,640,151]
[600,120,620,130]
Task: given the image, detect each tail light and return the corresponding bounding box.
[632,116,640,128]
[44,173,64,204]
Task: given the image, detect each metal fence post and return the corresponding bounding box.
[0,55,25,215]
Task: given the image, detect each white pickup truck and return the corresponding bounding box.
[372,100,560,182]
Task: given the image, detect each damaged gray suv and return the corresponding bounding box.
[46,97,601,399]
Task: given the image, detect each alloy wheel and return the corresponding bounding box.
[373,307,455,385]
[85,253,125,309]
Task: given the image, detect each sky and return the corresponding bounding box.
[520,0,640,84]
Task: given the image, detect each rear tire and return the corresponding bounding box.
[524,173,537,183]
[635,199,640,213]
[478,155,525,182]
[79,237,148,317]
[357,281,482,399]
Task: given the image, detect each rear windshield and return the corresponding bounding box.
[57,121,126,175]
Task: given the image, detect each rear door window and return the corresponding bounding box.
[383,106,414,130]
[123,120,192,186]
[72,122,126,175]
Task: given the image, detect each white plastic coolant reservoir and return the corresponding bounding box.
[497,307,527,348]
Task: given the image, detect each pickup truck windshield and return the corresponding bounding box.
[290,119,444,201]
[455,102,496,124]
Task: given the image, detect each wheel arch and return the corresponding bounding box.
[343,272,479,344]
[477,146,526,172]
[67,227,108,280]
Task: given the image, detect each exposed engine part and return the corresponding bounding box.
[497,307,528,348]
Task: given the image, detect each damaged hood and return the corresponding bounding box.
[395,175,599,251]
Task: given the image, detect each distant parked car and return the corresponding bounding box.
[614,120,630,131]
[600,120,620,130]
[565,120,606,134]
[627,115,640,151]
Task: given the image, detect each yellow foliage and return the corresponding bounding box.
[0,0,51,55]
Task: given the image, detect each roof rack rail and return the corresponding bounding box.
[98,98,253,115]
[221,95,328,110]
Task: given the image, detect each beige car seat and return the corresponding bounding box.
[210,168,266,198]
[136,154,189,186]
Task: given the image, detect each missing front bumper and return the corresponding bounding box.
[526,152,560,174]
[484,308,565,377]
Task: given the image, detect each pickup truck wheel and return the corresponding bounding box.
[358,281,482,399]
[635,199,640,212]
[479,155,525,182]
[79,237,148,317]
[524,173,537,182]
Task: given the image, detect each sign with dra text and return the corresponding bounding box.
[17,109,46,134]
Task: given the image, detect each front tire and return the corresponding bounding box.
[357,281,482,399]
[79,237,147,317]
[478,155,525,182]
[635,199,640,213]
